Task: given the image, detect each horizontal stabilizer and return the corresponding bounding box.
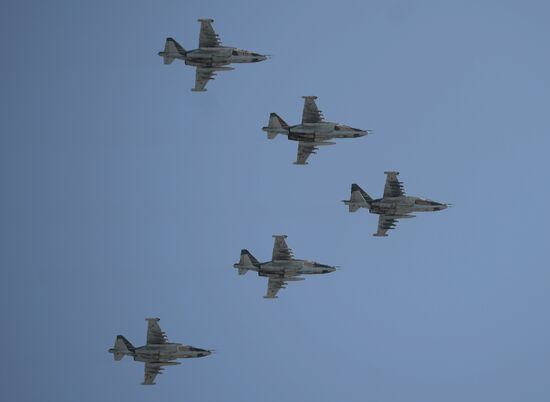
[162,54,175,65]
[351,183,372,202]
[262,113,289,139]
[239,249,260,267]
[347,204,360,213]
[159,38,186,64]
[109,335,134,360]
[343,183,372,212]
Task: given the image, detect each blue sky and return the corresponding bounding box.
[1,1,550,401]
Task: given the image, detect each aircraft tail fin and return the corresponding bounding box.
[262,113,289,139]
[351,183,373,203]
[109,335,134,361]
[159,38,186,64]
[343,183,372,212]
[238,249,260,271]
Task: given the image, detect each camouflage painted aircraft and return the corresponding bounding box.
[343,171,448,237]
[108,318,211,385]
[158,19,268,91]
[233,235,336,298]
[262,96,371,165]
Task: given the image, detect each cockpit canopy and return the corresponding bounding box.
[415,199,438,206]
[232,49,251,56]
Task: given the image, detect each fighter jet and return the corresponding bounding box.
[158,18,268,91]
[108,318,212,385]
[343,171,448,237]
[233,235,336,298]
[262,96,371,165]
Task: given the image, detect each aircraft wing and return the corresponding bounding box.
[301,96,324,124]
[294,142,317,165]
[265,277,286,299]
[142,361,180,385]
[198,19,221,48]
[192,66,234,92]
[272,235,293,261]
[146,318,167,345]
[142,362,163,385]
[374,215,399,237]
[193,67,214,92]
[383,171,405,198]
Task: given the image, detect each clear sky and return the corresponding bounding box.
[1,1,550,401]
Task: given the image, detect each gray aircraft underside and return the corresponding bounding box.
[262,96,371,165]
[343,171,448,236]
[233,235,336,298]
[108,318,211,385]
[158,18,267,91]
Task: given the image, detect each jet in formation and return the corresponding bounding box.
[233,235,336,298]
[158,18,268,92]
[343,171,448,237]
[108,318,212,385]
[262,96,371,165]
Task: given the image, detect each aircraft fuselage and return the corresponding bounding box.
[286,122,368,142]
[234,259,336,276]
[184,46,267,67]
[233,259,335,277]
[130,343,211,362]
[369,196,447,216]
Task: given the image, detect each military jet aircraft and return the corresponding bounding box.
[343,171,448,237]
[233,235,336,298]
[108,318,212,385]
[158,18,268,91]
[262,96,371,165]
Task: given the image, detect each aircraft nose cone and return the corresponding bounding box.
[352,129,368,137]
[252,53,268,62]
